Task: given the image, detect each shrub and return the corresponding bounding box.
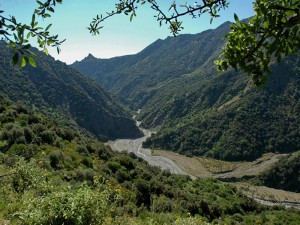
[76,145,88,155]
[49,151,63,169]
[23,128,33,144]
[17,184,113,225]
[106,161,121,173]
[7,144,30,158]
[27,114,40,124]
[0,105,5,113]
[40,130,56,145]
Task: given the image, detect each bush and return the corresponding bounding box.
[0,105,5,113]
[40,130,56,144]
[17,184,114,225]
[49,151,63,169]
[24,128,33,144]
[76,145,88,155]
[106,161,121,173]
[7,144,30,158]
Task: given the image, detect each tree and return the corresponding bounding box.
[1,0,300,86]
[0,0,65,67]
[216,0,300,86]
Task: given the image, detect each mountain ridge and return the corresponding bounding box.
[72,21,300,161]
[0,43,143,140]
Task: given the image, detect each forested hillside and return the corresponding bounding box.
[143,54,300,161]
[72,22,230,108]
[73,21,300,161]
[0,43,142,140]
[257,151,300,193]
[1,96,299,224]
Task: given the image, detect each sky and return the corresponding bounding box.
[1,0,255,64]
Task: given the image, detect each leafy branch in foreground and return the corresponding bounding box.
[216,0,300,86]
[88,0,229,36]
[0,0,65,68]
[90,0,300,86]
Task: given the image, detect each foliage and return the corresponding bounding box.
[257,151,300,192]
[0,96,300,224]
[88,0,228,36]
[74,23,300,161]
[216,0,300,86]
[18,182,114,225]
[0,0,65,68]
[0,43,142,140]
[88,0,299,84]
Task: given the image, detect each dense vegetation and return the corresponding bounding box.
[256,151,300,193]
[0,42,142,141]
[73,22,300,161]
[72,22,230,109]
[1,95,300,224]
[142,54,300,161]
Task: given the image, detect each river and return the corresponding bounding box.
[108,121,190,176]
[107,115,300,209]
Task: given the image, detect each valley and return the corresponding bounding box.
[108,117,300,209]
[1,14,300,224]
[108,123,187,175]
[72,21,300,201]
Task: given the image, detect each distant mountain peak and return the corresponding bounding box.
[86,53,96,60]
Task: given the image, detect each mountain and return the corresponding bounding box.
[72,22,230,108]
[0,43,142,140]
[142,54,300,161]
[72,21,300,161]
[1,95,299,224]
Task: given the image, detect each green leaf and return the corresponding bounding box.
[12,53,19,66]
[48,7,55,13]
[22,44,31,50]
[27,57,37,67]
[20,56,26,68]
[45,24,52,31]
[234,13,239,23]
[44,48,49,55]
[31,14,35,28]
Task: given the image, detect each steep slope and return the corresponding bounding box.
[72,21,300,161]
[143,54,300,160]
[72,22,230,108]
[257,151,300,193]
[0,43,142,140]
[1,96,300,224]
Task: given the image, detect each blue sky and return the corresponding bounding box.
[1,0,254,64]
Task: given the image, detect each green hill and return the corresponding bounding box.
[1,96,299,224]
[72,22,230,108]
[257,151,300,193]
[72,21,300,161]
[142,54,300,161]
[0,43,142,140]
